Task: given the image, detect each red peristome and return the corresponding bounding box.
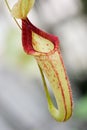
[22,17,59,55]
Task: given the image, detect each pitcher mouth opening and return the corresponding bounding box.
[22,18,59,56]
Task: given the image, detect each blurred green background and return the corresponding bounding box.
[0,0,87,130]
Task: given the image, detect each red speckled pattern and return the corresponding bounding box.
[22,17,73,121]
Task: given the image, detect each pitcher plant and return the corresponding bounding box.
[5,0,73,122]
